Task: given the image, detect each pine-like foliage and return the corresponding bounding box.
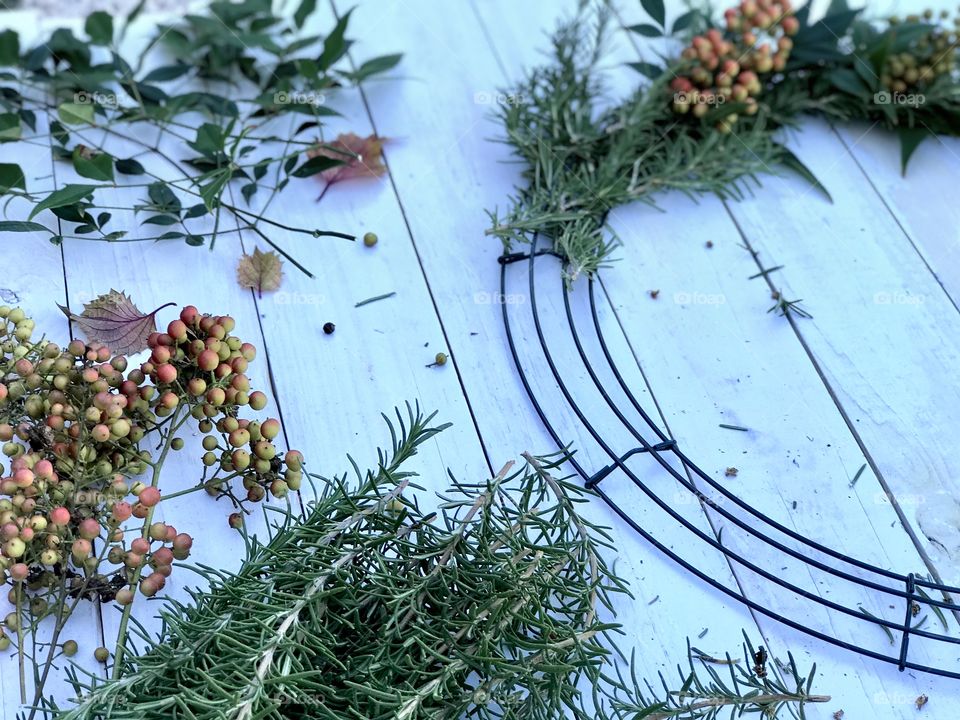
[51,407,826,719]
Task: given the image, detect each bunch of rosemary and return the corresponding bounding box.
[51,407,826,720]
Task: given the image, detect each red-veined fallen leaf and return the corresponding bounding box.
[59,290,173,356]
[237,247,284,296]
[308,132,387,186]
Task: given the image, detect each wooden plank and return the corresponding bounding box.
[834,122,960,308]
[720,116,960,589]
[346,0,768,686]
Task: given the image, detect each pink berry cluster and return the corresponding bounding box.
[670,0,799,132]
[0,303,303,651]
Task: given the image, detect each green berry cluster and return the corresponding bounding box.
[881,10,958,93]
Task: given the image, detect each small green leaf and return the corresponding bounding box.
[189,123,226,157]
[671,9,698,34]
[115,157,146,175]
[641,0,666,27]
[828,68,868,97]
[185,235,204,246]
[241,183,258,205]
[58,102,95,126]
[147,182,181,213]
[50,121,70,145]
[294,0,317,29]
[318,8,353,71]
[0,163,25,193]
[0,113,21,141]
[85,11,114,45]
[0,30,19,66]
[72,148,115,182]
[142,64,191,83]
[897,127,929,176]
[291,155,341,178]
[627,61,662,80]
[627,23,662,38]
[184,203,208,219]
[142,214,179,226]
[347,53,402,83]
[777,146,832,203]
[0,221,51,234]
[199,169,230,210]
[29,184,101,221]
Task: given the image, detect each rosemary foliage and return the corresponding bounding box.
[52,408,826,720]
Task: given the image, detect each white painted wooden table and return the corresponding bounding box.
[1,0,959,717]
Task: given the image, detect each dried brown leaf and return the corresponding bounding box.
[237,247,284,296]
[59,290,172,356]
[308,132,387,185]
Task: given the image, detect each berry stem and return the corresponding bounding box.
[110,405,188,679]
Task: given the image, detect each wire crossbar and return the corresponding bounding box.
[499,236,960,679]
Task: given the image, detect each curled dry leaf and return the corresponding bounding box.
[308,132,387,186]
[237,247,284,296]
[59,290,173,356]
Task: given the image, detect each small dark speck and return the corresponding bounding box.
[470,332,478,336]
[792,501,797,509]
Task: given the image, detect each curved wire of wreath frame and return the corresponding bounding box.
[499,233,960,680]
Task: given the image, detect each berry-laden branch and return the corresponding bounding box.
[50,418,828,720]
[0,301,304,715]
[0,0,403,276]
[489,0,960,284]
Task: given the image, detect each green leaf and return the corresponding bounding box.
[0,221,51,233]
[0,30,19,66]
[294,0,317,29]
[58,102,95,126]
[0,163,25,192]
[0,113,21,141]
[85,11,114,45]
[671,10,698,34]
[241,182,258,205]
[199,169,230,209]
[291,155,341,178]
[189,123,226,157]
[115,157,146,175]
[142,64,191,83]
[184,203,208,219]
[50,121,70,146]
[898,127,929,176]
[347,53,401,83]
[72,148,115,182]
[147,182,181,213]
[641,0,666,27]
[318,8,353,71]
[626,23,662,38]
[828,68,868,97]
[142,214,179,226]
[627,61,662,80]
[777,146,832,203]
[29,184,101,220]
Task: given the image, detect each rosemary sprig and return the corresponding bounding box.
[53,406,827,720]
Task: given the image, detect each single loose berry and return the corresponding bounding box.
[322,322,335,335]
[62,640,78,657]
[94,647,110,663]
[363,231,378,247]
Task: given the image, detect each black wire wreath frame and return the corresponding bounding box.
[499,234,960,680]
